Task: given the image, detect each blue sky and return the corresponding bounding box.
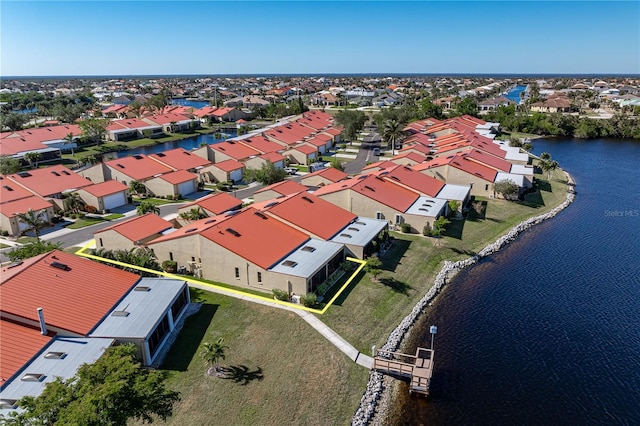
[1,1,638,76]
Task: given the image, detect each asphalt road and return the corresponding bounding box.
[344,139,379,175]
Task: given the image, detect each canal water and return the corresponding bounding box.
[504,85,527,104]
[113,130,237,158]
[388,138,640,425]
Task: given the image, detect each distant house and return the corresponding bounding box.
[0,185,55,237]
[177,192,242,218]
[94,213,175,252]
[478,96,515,112]
[253,180,307,202]
[300,167,348,188]
[530,97,572,113]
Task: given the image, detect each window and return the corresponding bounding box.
[257,272,262,283]
[171,287,188,319]
[485,184,489,191]
[147,314,170,359]
[235,267,240,279]
[44,351,66,359]
[99,238,103,247]
[169,252,174,261]
[376,211,383,220]
[191,256,196,262]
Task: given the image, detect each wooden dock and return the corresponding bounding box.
[372,347,434,395]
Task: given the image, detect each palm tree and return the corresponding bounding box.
[63,132,76,160]
[179,207,208,222]
[23,152,42,169]
[16,208,48,240]
[129,180,147,197]
[201,337,228,374]
[137,200,160,216]
[382,119,404,156]
[63,192,85,214]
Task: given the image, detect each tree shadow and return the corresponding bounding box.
[466,201,487,221]
[378,276,412,295]
[331,269,365,306]
[537,179,552,192]
[221,365,264,385]
[485,217,503,223]
[520,189,545,208]
[161,303,219,371]
[443,219,465,239]
[381,238,412,272]
[448,247,477,257]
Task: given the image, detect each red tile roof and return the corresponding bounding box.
[238,136,283,154]
[378,165,445,197]
[254,179,306,196]
[302,167,348,183]
[0,250,140,336]
[290,144,317,155]
[212,159,245,172]
[0,179,34,203]
[182,192,242,215]
[259,152,285,163]
[0,195,53,218]
[210,107,235,117]
[0,124,82,154]
[257,192,356,240]
[158,169,197,185]
[105,155,173,181]
[212,141,261,161]
[201,208,309,269]
[314,174,419,212]
[150,148,211,170]
[392,151,427,163]
[464,149,511,172]
[95,213,173,242]
[107,118,157,131]
[0,319,51,384]
[146,216,227,245]
[6,165,92,197]
[81,180,128,198]
[143,113,191,125]
[193,106,220,118]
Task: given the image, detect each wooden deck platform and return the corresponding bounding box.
[372,347,434,395]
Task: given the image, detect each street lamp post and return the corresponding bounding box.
[429,325,438,351]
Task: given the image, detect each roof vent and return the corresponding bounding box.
[0,399,18,409]
[363,185,375,192]
[111,310,130,317]
[44,351,67,359]
[62,171,70,176]
[116,163,125,168]
[264,201,279,208]
[17,172,32,178]
[6,261,23,269]
[21,373,45,382]
[226,228,241,237]
[134,286,151,292]
[134,155,144,159]
[301,246,316,252]
[347,227,360,231]
[51,171,60,176]
[339,233,352,238]
[254,211,268,219]
[184,228,198,233]
[282,260,298,267]
[301,195,314,203]
[50,261,70,271]
[156,152,166,157]
[205,219,217,224]
[3,185,13,191]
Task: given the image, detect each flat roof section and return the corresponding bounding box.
[330,217,388,247]
[435,184,471,202]
[405,196,448,218]
[90,278,187,339]
[0,337,114,417]
[269,239,343,278]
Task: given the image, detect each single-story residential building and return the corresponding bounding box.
[76,180,129,213]
[253,180,307,202]
[177,192,242,218]
[300,167,348,187]
[207,160,245,183]
[94,213,175,252]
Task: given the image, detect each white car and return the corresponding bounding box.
[284,167,297,175]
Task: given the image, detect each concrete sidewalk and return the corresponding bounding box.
[187,282,373,369]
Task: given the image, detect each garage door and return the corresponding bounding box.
[229,169,243,182]
[177,180,196,196]
[103,192,127,210]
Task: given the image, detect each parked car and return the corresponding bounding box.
[284,167,297,175]
[372,147,380,156]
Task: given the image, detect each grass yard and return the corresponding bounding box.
[320,168,570,353]
[65,216,109,229]
[132,197,180,206]
[16,236,39,244]
[104,213,125,220]
[143,289,369,426]
[0,243,9,249]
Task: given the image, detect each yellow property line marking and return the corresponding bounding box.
[75,240,366,315]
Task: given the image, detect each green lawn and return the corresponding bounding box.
[132,197,180,206]
[320,167,570,353]
[0,243,9,249]
[104,213,125,220]
[140,289,368,426]
[16,236,39,244]
[65,217,109,229]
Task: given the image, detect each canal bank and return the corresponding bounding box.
[352,168,576,425]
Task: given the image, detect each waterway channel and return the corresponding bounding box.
[387,138,640,425]
[112,130,237,158]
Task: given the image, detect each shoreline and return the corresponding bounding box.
[351,171,576,426]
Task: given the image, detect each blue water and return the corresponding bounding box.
[14,107,38,114]
[113,130,236,158]
[171,98,210,109]
[390,138,640,425]
[504,85,527,104]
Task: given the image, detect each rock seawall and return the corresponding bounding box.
[352,173,576,426]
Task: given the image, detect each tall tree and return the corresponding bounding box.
[129,180,147,196]
[334,110,366,142]
[79,118,109,146]
[63,132,76,159]
[16,208,48,240]
[454,96,479,117]
[0,155,20,175]
[1,112,26,131]
[23,152,42,169]
[63,192,85,214]
[382,119,404,155]
[7,344,179,425]
[179,207,208,222]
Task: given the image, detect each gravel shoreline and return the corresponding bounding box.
[352,172,576,426]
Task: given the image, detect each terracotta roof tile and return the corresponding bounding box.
[254,179,306,195]
[150,148,211,170]
[182,192,242,215]
[0,195,53,218]
[6,165,92,197]
[81,180,128,198]
[0,319,51,384]
[105,155,173,181]
[95,213,173,242]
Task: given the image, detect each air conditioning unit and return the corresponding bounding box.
[291,295,301,304]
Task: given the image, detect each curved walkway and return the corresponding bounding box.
[187,281,373,368]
